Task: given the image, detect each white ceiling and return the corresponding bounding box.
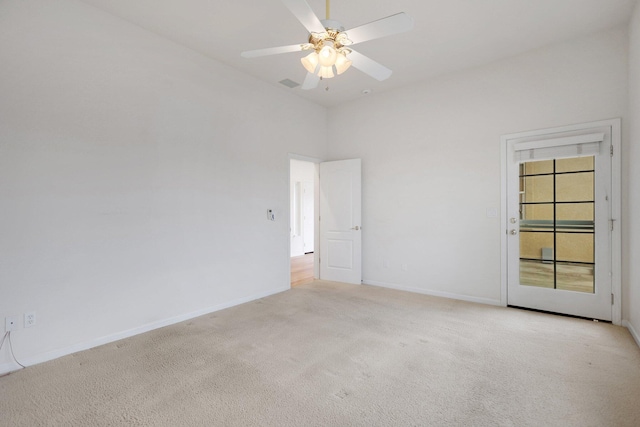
[79,0,635,107]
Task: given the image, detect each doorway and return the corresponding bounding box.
[290,158,317,286]
[288,156,363,287]
[502,119,621,323]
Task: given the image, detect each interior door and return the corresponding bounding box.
[506,126,613,320]
[319,159,361,284]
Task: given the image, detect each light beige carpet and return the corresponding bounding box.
[1,280,640,426]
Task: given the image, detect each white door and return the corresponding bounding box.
[506,125,614,320]
[320,159,361,284]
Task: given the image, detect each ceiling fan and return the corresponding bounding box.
[241,0,413,90]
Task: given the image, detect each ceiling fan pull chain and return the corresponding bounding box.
[326,0,330,20]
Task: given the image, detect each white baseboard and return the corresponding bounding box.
[0,286,289,376]
[0,361,19,376]
[363,279,502,307]
[623,320,640,349]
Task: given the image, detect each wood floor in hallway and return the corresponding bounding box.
[291,253,314,287]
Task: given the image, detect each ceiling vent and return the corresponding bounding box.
[279,79,300,88]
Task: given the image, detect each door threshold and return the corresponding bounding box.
[508,305,611,323]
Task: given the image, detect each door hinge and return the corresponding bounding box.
[610,145,614,157]
[609,219,615,231]
[611,293,614,305]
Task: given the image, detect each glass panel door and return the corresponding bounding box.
[519,157,595,294]
[506,121,617,322]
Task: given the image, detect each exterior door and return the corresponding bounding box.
[319,159,362,284]
[506,125,614,320]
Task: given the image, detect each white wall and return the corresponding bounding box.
[1,2,636,374]
[0,0,327,372]
[627,2,640,344]
[327,28,628,306]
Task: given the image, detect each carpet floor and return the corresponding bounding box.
[1,280,640,426]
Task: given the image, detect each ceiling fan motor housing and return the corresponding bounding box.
[320,19,345,32]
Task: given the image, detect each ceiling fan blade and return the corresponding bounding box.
[281,0,327,35]
[301,72,320,90]
[348,49,392,81]
[346,12,413,45]
[241,44,304,58]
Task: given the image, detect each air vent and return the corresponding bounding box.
[279,79,300,89]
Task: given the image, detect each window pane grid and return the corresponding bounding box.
[519,158,595,293]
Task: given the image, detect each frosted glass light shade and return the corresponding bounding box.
[301,52,319,74]
[334,53,352,75]
[319,65,335,79]
[318,43,338,67]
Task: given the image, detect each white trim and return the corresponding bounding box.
[500,118,622,325]
[610,119,622,325]
[514,132,604,151]
[0,286,289,376]
[0,361,20,375]
[500,135,508,307]
[623,320,640,349]
[364,279,502,306]
[500,119,620,140]
[288,153,323,163]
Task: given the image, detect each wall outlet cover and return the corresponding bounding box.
[5,316,19,332]
[24,311,36,328]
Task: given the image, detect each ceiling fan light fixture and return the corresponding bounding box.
[241,0,413,90]
[310,31,329,41]
[335,32,352,46]
[318,41,338,67]
[334,52,352,75]
[301,51,320,74]
[319,65,335,79]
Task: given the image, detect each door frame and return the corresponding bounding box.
[500,119,621,324]
[288,153,321,284]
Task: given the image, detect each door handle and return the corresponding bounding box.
[351,226,360,231]
[510,229,518,235]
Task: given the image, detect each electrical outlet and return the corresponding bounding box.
[24,311,36,328]
[5,316,19,332]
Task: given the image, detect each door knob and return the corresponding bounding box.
[510,229,518,235]
[351,226,360,231]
